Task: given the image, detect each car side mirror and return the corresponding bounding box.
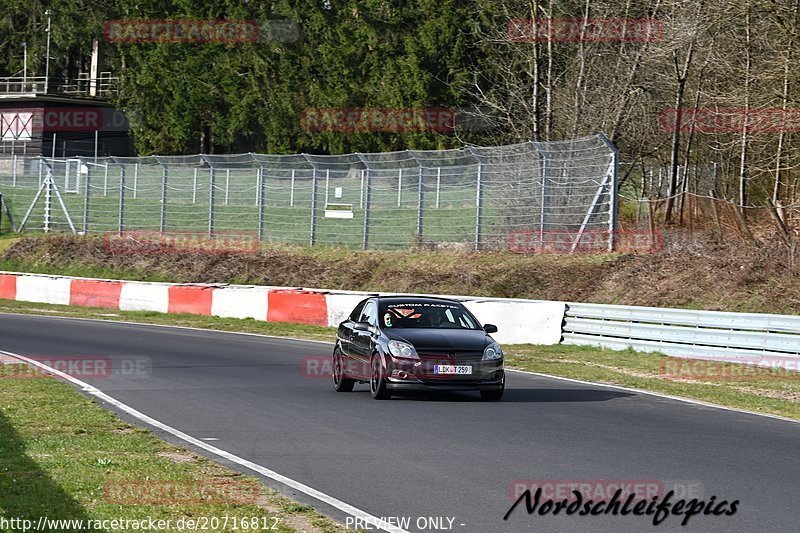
[353,321,372,332]
[483,324,498,334]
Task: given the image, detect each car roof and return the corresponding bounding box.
[375,295,465,305]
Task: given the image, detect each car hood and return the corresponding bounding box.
[385,328,491,352]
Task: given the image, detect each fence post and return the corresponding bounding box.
[290,169,295,207]
[435,167,441,209]
[359,169,364,208]
[255,167,262,207]
[1,190,15,231]
[44,172,52,233]
[225,169,230,205]
[11,154,16,187]
[133,162,139,199]
[416,166,424,243]
[362,168,371,250]
[82,161,91,234]
[324,169,330,207]
[209,168,216,238]
[397,168,403,207]
[160,163,168,233]
[192,168,198,204]
[310,168,318,246]
[103,161,109,196]
[531,141,548,247]
[598,133,619,252]
[118,165,126,235]
[0,191,15,232]
[474,162,483,251]
[258,165,266,242]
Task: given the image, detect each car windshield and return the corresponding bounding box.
[378,302,480,330]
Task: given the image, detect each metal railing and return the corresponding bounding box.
[0,74,118,98]
[562,302,800,363]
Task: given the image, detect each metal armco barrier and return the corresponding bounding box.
[562,302,800,363]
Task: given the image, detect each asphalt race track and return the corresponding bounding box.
[1,313,797,532]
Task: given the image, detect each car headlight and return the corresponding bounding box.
[483,342,503,360]
[387,340,419,359]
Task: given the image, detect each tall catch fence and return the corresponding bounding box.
[0,134,618,251]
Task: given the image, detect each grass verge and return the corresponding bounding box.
[505,346,799,420]
[0,233,20,254]
[0,363,346,532]
[0,298,797,421]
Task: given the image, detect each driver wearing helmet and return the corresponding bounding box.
[427,310,443,328]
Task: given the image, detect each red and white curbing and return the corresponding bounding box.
[0,272,566,345]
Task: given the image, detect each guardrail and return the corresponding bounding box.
[2,269,799,365]
[562,302,800,363]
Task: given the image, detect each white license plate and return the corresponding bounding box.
[434,365,472,375]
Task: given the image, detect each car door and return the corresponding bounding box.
[339,299,367,358]
[350,299,378,379]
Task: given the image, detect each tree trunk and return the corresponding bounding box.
[571,0,591,137]
[544,1,554,140]
[738,5,751,218]
[665,10,699,224]
[531,1,542,138]
[773,38,792,204]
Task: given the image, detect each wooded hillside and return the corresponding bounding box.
[3,1,800,211]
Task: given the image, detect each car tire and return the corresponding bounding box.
[480,377,504,401]
[480,388,504,401]
[370,355,391,400]
[332,346,355,392]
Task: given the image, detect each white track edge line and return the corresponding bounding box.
[0,311,335,345]
[2,311,797,425]
[0,349,409,533]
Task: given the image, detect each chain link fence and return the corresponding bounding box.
[0,134,618,251]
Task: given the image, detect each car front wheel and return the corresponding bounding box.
[370,355,390,400]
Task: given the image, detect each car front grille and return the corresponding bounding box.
[417,351,484,364]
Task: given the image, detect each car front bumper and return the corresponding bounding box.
[385,363,505,392]
[385,378,505,392]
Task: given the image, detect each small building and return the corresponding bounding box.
[0,72,134,158]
